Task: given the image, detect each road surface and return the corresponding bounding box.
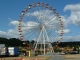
[48,53,66,60]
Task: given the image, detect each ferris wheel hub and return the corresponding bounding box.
[18,2,64,55]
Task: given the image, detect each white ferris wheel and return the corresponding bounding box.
[18,2,64,55]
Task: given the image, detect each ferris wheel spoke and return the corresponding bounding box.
[20,24,39,27]
[24,6,41,23]
[18,2,64,54]
[19,26,39,30]
[22,27,39,33]
[23,29,40,39]
[24,30,39,40]
[46,29,59,42]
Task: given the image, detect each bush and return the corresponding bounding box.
[54,48,61,52]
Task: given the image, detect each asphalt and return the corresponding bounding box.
[48,53,66,60]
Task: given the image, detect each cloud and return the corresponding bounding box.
[69,12,80,26]
[10,21,18,26]
[49,34,80,42]
[64,29,71,33]
[7,29,19,38]
[0,19,19,38]
[61,16,71,28]
[0,31,7,37]
[64,4,80,12]
[8,18,18,26]
[64,3,80,26]
[62,35,80,42]
[25,9,61,30]
[56,29,71,34]
[0,29,19,39]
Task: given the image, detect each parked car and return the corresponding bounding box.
[70,51,78,54]
[60,52,65,55]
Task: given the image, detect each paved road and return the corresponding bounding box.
[48,53,66,60]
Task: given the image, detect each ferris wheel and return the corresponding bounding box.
[18,2,64,55]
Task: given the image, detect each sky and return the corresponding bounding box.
[0,0,80,42]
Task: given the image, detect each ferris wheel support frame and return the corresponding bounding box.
[18,2,64,55]
[34,25,53,55]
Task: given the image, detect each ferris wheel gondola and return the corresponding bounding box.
[18,2,64,55]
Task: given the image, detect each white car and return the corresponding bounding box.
[60,52,65,55]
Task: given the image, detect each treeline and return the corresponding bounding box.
[0,37,35,47]
[52,41,80,47]
[58,42,80,47]
[0,37,80,47]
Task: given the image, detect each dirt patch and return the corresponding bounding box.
[63,54,80,59]
[0,56,51,60]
